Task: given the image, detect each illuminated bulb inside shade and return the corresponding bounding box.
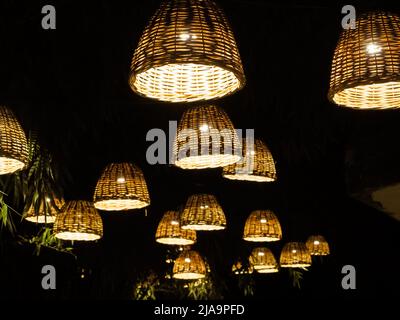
[117,177,126,183]
[313,240,320,245]
[292,250,297,253]
[200,205,209,209]
[366,43,381,54]
[199,124,209,132]
[170,220,179,226]
[260,218,267,223]
[179,33,190,41]
[184,258,191,263]
[258,252,265,256]
[179,247,184,251]
[46,197,51,203]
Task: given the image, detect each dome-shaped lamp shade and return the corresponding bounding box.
[24,196,65,224]
[223,139,276,182]
[232,259,254,275]
[93,163,150,211]
[53,201,103,241]
[306,235,330,256]
[249,247,279,273]
[173,250,207,280]
[328,12,400,109]
[129,0,245,103]
[280,242,312,268]
[180,194,226,231]
[0,106,28,175]
[173,105,240,169]
[155,211,196,246]
[243,210,282,242]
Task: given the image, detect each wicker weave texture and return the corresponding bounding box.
[243,210,282,242]
[94,162,150,211]
[173,250,207,280]
[173,105,240,169]
[24,197,65,224]
[181,194,226,231]
[53,200,103,241]
[249,247,279,273]
[306,235,330,256]
[329,12,400,109]
[129,0,245,103]
[223,139,276,182]
[0,106,28,175]
[280,242,311,268]
[155,210,196,245]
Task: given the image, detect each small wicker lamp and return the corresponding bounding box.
[53,200,103,241]
[24,196,65,224]
[173,105,240,169]
[129,0,245,103]
[243,210,282,242]
[173,250,207,280]
[180,194,226,231]
[155,211,196,246]
[280,242,312,268]
[249,247,279,273]
[232,259,254,275]
[93,163,150,211]
[223,139,276,182]
[329,12,400,109]
[0,106,28,175]
[306,235,330,256]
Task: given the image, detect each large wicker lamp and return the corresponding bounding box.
[249,247,279,273]
[243,210,282,242]
[93,163,150,211]
[53,200,103,241]
[0,106,28,175]
[180,194,226,231]
[173,250,207,280]
[24,196,65,224]
[173,105,240,169]
[306,235,330,256]
[280,242,312,268]
[155,211,196,246]
[129,0,245,103]
[328,12,400,109]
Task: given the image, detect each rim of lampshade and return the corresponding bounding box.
[0,157,26,175]
[174,154,241,170]
[172,272,206,280]
[222,173,276,182]
[256,267,279,273]
[243,235,281,242]
[25,215,56,224]
[155,237,196,246]
[180,223,226,231]
[94,199,150,211]
[280,262,311,268]
[54,231,102,241]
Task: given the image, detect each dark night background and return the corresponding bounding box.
[0,0,399,300]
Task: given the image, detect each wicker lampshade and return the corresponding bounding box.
[280,242,312,268]
[249,247,279,273]
[24,196,65,224]
[306,235,330,256]
[0,106,28,175]
[155,211,196,246]
[223,139,276,182]
[243,210,282,242]
[328,12,400,109]
[232,259,254,275]
[173,250,207,280]
[180,194,226,231]
[173,105,240,169]
[53,200,103,241]
[93,163,150,211]
[129,0,245,103]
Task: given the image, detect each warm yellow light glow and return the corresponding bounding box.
[199,124,209,132]
[260,218,267,223]
[45,197,51,203]
[184,258,191,263]
[170,220,179,226]
[200,205,209,209]
[258,252,265,256]
[366,43,381,54]
[314,240,320,245]
[117,177,126,183]
[292,250,297,253]
[179,33,191,41]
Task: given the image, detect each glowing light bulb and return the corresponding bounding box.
[200,205,209,209]
[199,124,209,132]
[366,43,381,54]
[260,218,267,223]
[45,197,51,203]
[184,258,191,263]
[292,250,297,254]
[179,247,184,251]
[313,240,320,245]
[179,33,190,41]
[117,177,126,183]
[171,220,179,226]
[258,252,265,256]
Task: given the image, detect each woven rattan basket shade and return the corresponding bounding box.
[232,260,254,275]
[181,194,226,231]
[328,12,400,109]
[249,247,279,273]
[243,210,282,242]
[0,106,28,175]
[129,0,245,103]
[280,242,312,268]
[173,250,207,280]
[223,139,276,182]
[173,105,240,169]
[306,235,330,256]
[93,163,150,211]
[53,200,103,241]
[155,211,196,246]
[24,197,65,224]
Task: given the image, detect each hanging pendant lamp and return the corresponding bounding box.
[0,106,28,175]
[53,200,103,241]
[243,210,282,242]
[155,210,196,246]
[24,196,65,224]
[173,105,240,169]
[232,259,254,275]
[306,235,330,256]
[93,162,150,211]
[249,247,279,273]
[280,242,311,268]
[173,250,207,280]
[223,139,276,182]
[129,0,245,103]
[180,194,226,231]
[328,12,400,109]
